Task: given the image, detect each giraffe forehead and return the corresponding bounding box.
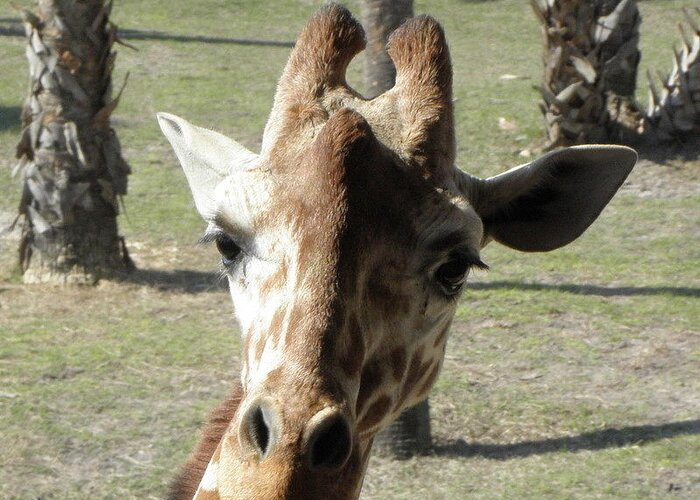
[228,119,481,402]
[221,157,483,310]
[270,157,477,245]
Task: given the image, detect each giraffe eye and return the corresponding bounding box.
[434,253,487,296]
[216,234,242,265]
[435,256,471,295]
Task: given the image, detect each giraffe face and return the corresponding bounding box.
[183,108,485,499]
[214,113,485,435]
[159,4,636,499]
[160,6,468,494]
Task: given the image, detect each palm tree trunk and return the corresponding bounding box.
[645,7,700,141]
[360,0,413,98]
[532,0,644,149]
[14,0,132,284]
[359,0,431,459]
[374,398,432,458]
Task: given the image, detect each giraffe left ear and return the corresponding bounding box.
[457,145,637,252]
[157,112,258,218]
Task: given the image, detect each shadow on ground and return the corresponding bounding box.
[124,268,226,293]
[636,136,700,164]
[434,419,700,460]
[469,281,700,298]
[0,18,294,47]
[117,28,294,47]
[0,106,21,132]
[122,269,699,297]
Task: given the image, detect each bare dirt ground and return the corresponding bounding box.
[620,139,700,199]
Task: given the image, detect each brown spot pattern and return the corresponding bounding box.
[417,362,441,399]
[366,269,411,319]
[358,396,392,433]
[166,3,462,497]
[390,347,407,382]
[265,367,284,388]
[254,336,265,362]
[339,313,365,377]
[268,308,285,347]
[195,488,221,500]
[433,323,450,348]
[259,260,288,299]
[356,360,384,416]
[395,346,428,412]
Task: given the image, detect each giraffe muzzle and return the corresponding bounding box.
[238,400,353,472]
[303,407,353,471]
[238,400,280,460]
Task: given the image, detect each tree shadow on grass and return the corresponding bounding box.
[434,419,700,460]
[124,268,226,294]
[0,18,295,48]
[0,19,25,38]
[0,106,21,132]
[117,28,295,47]
[469,281,700,298]
[636,135,700,164]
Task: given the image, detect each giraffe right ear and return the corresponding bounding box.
[157,112,258,218]
[456,145,636,252]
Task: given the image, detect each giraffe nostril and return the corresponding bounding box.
[240,402,277,459]
[249,406,270,456]
[305,411,353,470]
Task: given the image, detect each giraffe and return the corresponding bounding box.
[158,4,636,499]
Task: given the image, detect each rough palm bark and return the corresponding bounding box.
[358,0,431,459]
[531,0,644,149]
[14,0,132,284]
[644,8,700,141]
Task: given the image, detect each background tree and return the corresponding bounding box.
[532,0,700,149]
[360,0,432,459]
[644,7,700,142]
[14,0,132,284]
[531,0,643,149]
[360,0,414,98]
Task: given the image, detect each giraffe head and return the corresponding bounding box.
[158,4,636,499]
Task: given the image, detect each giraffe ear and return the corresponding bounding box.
[459,145,637,252]
[157,112,258,218]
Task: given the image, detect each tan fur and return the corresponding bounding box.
[387,15,454,171]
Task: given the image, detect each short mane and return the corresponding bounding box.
[168,384,244,500]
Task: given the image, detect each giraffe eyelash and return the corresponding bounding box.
[197,228,246,273]
[198,227,225,246]
[469,258,490,272]
[214,266,230,283]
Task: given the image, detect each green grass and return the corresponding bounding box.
[1,0,699,498]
